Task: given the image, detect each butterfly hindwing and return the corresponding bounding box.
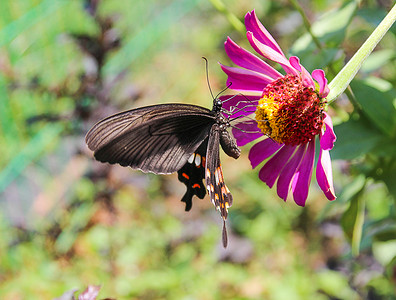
[177,138,208,211]
[205,124,234,247]
[85,104,215,174]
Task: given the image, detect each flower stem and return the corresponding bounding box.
[289,0,322,50]
[208,0,245,34]
[352,191,366,256]
[327,4,396,103]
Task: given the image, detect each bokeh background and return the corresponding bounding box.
[1,0,395,299]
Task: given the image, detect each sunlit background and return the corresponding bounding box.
[1,0,395,299]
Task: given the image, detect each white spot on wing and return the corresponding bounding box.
[194,154,201,166]
[188,154,194,164]
[215,169,219,185]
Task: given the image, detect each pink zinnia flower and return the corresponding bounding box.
[220,10,336,206]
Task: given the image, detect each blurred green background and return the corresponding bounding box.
[0,0,396,299]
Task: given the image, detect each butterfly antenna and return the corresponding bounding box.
[202,57,215,101]
[215,82,232,100]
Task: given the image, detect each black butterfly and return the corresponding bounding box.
[85,99,240,247]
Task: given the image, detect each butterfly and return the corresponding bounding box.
[85,99,240,247]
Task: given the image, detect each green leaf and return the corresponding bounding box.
[0,0,98,50]
[351,78,396,137]
[331,117,384,160]
[340,186,363,241]
[340,184,366,256]
[1,1,99,87]
[373,240,396,266]
[311,1,358,44]
[374,227,396,242]
[55,203,96,254]
[103,0,199,76]
[358,7,387,27]
[291,1,358,56]
[0,76,19,155]
[361,49,396,73]
[374,155,396,199]
[317,174,366,220]
[0,124,63,193]
[327,4,396,103]
[0,0,66,48]
[316,270,359,299]
[291,47,340,73]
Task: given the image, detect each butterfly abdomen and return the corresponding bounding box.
[220,130,241,159]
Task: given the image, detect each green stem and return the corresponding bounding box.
[289,0,322,50]
[327,4,396,103]
[208,0,245,34]
[352,191,366,256]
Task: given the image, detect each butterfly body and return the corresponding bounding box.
[85,99,240,247]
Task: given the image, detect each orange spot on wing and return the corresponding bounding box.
[217,166,224,181]
[182,173,189,180]
[192,183,201,189]
[221,186,227,196]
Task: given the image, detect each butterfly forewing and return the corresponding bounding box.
[85,104,215,174]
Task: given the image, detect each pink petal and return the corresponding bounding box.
[289,56,302,72]
[259,145,295,188]
[246,32,296,75]
[289,56,315,89]
[78,285,101,300]
[249,138,282,168]
[316,148,336,201]
[220,64,273,92]
[224,37,282,80]
[277,144,306,201]
[312,69,330,98]
[219,94,260,119]
[291,140,315,206]
[232,120,262,147]
[245,10,284,56]
[320,113,336,150]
